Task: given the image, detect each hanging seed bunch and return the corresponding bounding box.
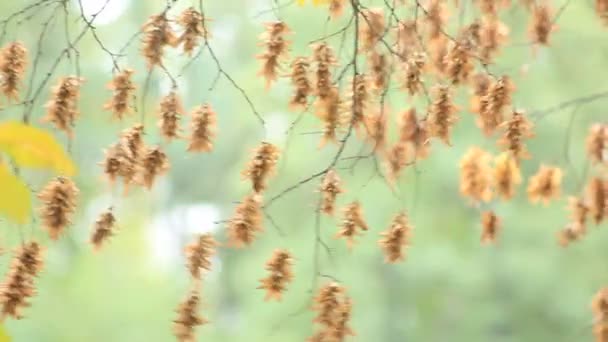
[346,73,370,133]
[0,41,27,101]
[598,0,608,24]
[478,16,509,63]
[187,104,217,153]
[480,211,500,245]
[401,52,426,96]
[90,209,116,251]
[586,177,608,225]
[379,212,412,263]
[100,143,122,184]
[310,282,354,341]
[586,124,608,165]
[43,76,83,137]
[394,21,420,59]
[499,109,534,161]
[242,142,280,193]
[397,108,430,161]
[185,233,217,280]
[115,124,145,191]
[103,68,136,120]
[527,165,563,205]
[158,91,184,141]
[592,288,608,342]
[173,288,207,342]
[141,13,177,68]
[0,243,44,320]
[444,37,474,85]
[493,152,522,200]
[311,42,337,101]
[529,3,554,45]
[557,197,589,247]
[257,21,291,90]
[470,73,491,114]
[337,201,369,248]
[427,85,458,145]
[139,145,170,189]
[365,110,387,152]
[478,75,514,136]
[459,147,493,203]
[425,0,449,41]
[358,8,385,51]
[368,50,389,93]
[38,177,79,240]
[288,56,312,111]
[329,0,346,19]
[386,141,409,181]
[317,86,343,147]
[177,7,209,56]
[226,193,263,247]
[320,169,343,216]
[258,249,294,301]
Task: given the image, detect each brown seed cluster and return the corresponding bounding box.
[598,0,608,25]
[527,165,563,205]
[227,193,264,247]
[173,289,207,342]
[0,242,44,320]
[387,108,429,179]
[320,170,343,216]
[103,69,136,120]
[0,41,27,101]
[158,91,184,141]
[379,212,412,263]
[358,8,385,51]
[480,211,500,245]
[91,209,116,251]
[346,74,370,133]
[529,3,554,45]
[288,56,312,111]
[329,0,346,19]
[38,177,79,240]
[185,233,217,280]
[478,76,515,136]
[557,197,588,247]
[427,85,458,145]
[43,76,83,137]
[459,147,493,203]
[177,7,208,56]
[141,13,177,69]
[257,21,291,89]
[499,109,534,161]
[592,288,608,342]
[140,145,170,189]
[310,282,354,341]
[401,52,426,96]
[337,201,368,248]
[242,142,280,193]
[493,152,522,200]
[258,249,294,301]
[587,124,608,165]
[187,104,217,153]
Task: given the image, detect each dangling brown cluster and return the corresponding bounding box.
[368,50,389,93]
[499,109,534,161]
[38,177,79,240]
[100,124,146,192]
[358,8,385,51]
[177,7,208,56]
[425,0,449,41]
[586,124,608,165]
[365,110,387,152]
[309,282,354,342]
[394,21,420,58]
[158,91,184,141]
[257,21,291,89]
[316,87,342,147]
[90,209,116,251]
[0,242,44,320]
[320,170,343,216]
[329,0,346,20]
[587,177,608,224]
[311,43,337,101]
[459,147,493,203]
[557,197,589,247]
[592,287,608,342]
[242,142,280,193]
[337,201,369,248]
[288,57,311,111]
[597,0,608,24]
[187,104,217,153]
[226,193,263,247]
[398,108,430,161]
[173,289,207,342]
[470,72,491,114]
[480,211,500,245]
[444,37,474,85]
[141,13,177,68]
[427,85,458,145]
[103,69,136,120]
[346,74,370,133]
[529,3,554,45]
[493,152,522,200]
[527,164,563,205]
[379,212,412,263]
[140,146,170,189]
[43,76,83,137]
[0,41,27,101]
[478,16,509,63]
[185,233,217,280]
[478,75,514,136]
[258,249,294,301]
[402,52,426,96]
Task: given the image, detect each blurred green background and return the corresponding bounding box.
[0,0,607,341]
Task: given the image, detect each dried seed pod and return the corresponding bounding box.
[586,177,608,224]
[310,282,354,340]
[177,7,209,55]
[459,147,493,203]
[478,75,515,136]
[557,222,585,247]
[0,41,27,101]
[592,287,608,341]
[365,110,387,153]
[480,211,500,245]
[386,142,409,181]
[316,86,343,147]
[185,233,217,279]
[358,8,385,51]
[43,76,83,137]
[379,212,412,263]
[444,38,474,85]
[529,3,554,45]
[320,170,343,216]
[427,85,458,145]
[425,0,449,41]
[401,52,426,96]
[158,91,184,141]
[345,74,370,133]
[256,21,291,90]
[0,244,44,320]
[470,72,491,114]
[139,145,170,189]
[90,209,116,251]
[242,142,280,193]
[103,68,136,120]
[258,249,294,301]
[226,193,263,247]
[187,104,217,153]
[337,201,368,247]
[586,124,608,165]
[100,143,122,184]
[368,50,389,93]
[173,288,207,342]
[311,42,337,101]
[597,0,608,25]
[141,13,177,68]
[499,109,534,161]
[394,21,420,58]
[527,165,563,205]
[38,177,79,240]
[569,196,590,227]
[478,16,509,63]
[288,56,311,111]
[493,152,522,200]
[397,108,430,160]
[329,0,346,19]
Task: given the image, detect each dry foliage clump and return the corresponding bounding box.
[320,169,343,216]
[173,288,207,342]
[140,145,170,189]
[158,91,184,141]
[379,212,412,263]
[43,76,83,137]
[0,41,27,101]
[309,282,354,341]
[226,193,264,247]
[258,249,294,301]
[103,69,136,120]
[38,177,79,240]
[187,104,217,153]
[459,147,493,203]
[90,209,117,251]
[257,21,291,89]
[493,152,522,200]
[586,124,608,165]
[141,13,177,68]
[480,211,500,245]
[477,75,515,136]
[499,109,534,161]
[288,56,312,111]
[177,7,208,56]
[185,233,217,280]
[242,142,280,193]
[527,165,563,205]
[529,3,554,45]
[592,287,608,342]
[337,201,369,248]
[427,85,458,145]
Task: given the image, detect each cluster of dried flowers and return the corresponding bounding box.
[0,243,44,319]
[258,249,294,301]
[310,282,354,341]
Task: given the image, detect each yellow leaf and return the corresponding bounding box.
[0,323,11,342]
[0,162,31,225]
[0,121,76,176]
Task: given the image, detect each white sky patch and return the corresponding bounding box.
[264,112,289,145]
[75,0,130,26]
